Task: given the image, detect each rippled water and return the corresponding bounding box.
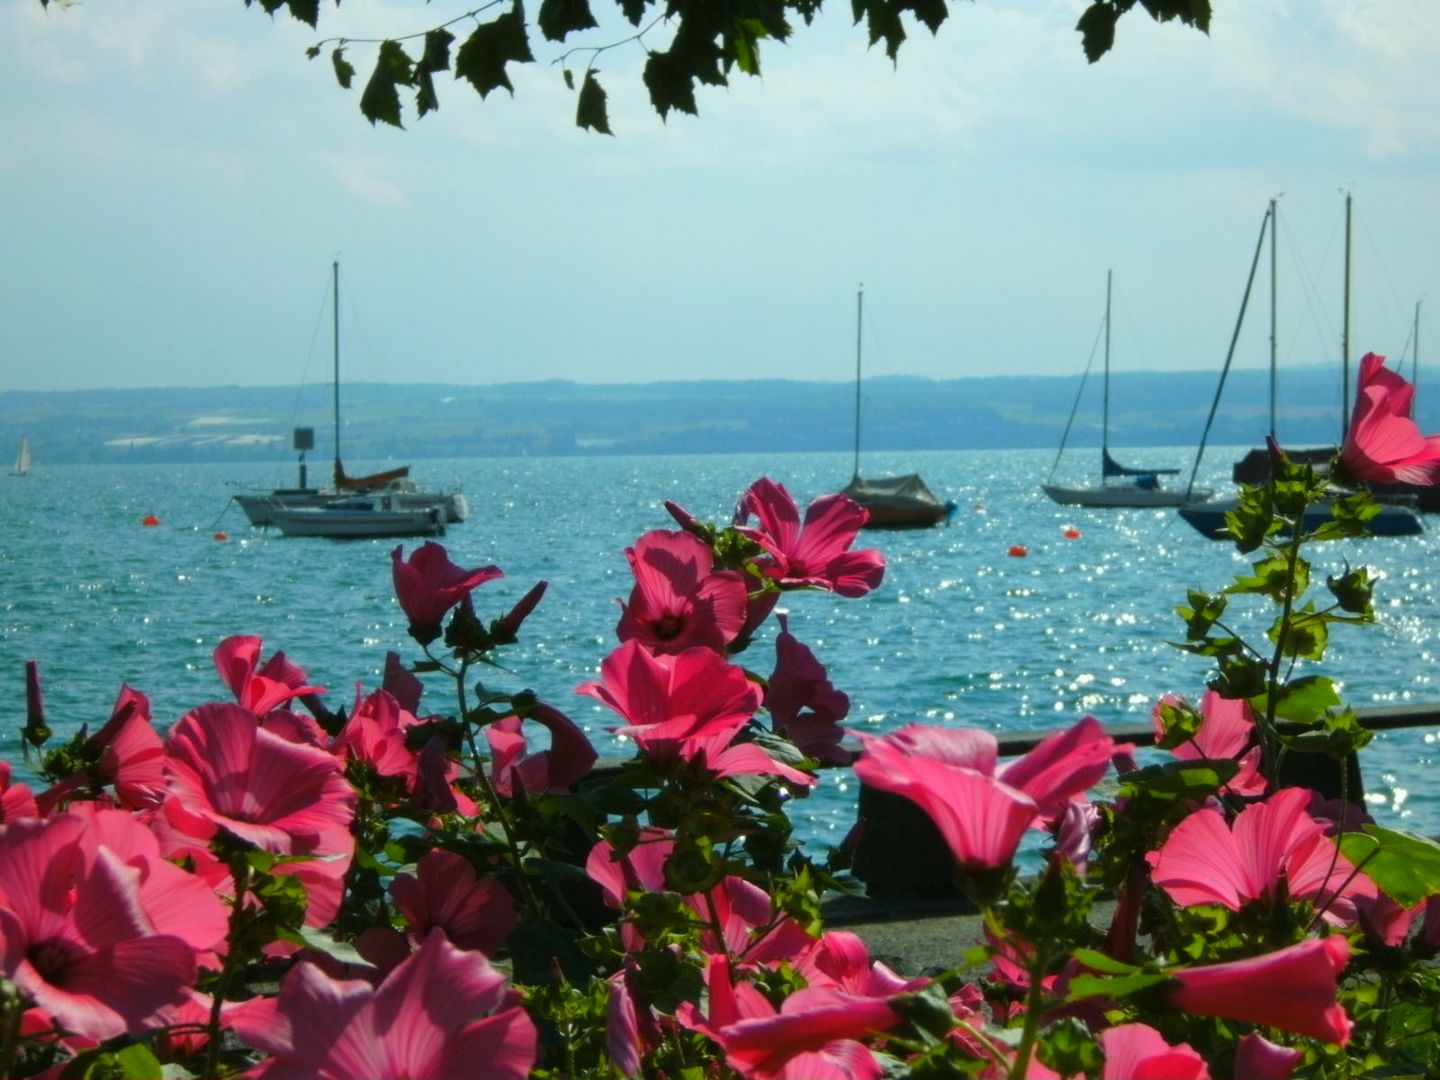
[2,449,1437,846]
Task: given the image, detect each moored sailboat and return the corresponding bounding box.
[840,287,953,529]
[1041,270,1212,508]
[234,262,467,529]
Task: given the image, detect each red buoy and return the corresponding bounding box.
[1008,544,1028,557]
[212,531,228,542]
[141,514,161,527]
[1063,527,1081,539]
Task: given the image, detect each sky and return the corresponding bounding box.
[2,0,1439,392]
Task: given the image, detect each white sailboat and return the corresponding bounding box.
[235,261,467,529]
[10,437,31,476]
[1042,270,1212,508]
[840,286,953,529]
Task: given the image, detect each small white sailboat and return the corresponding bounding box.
[1042,270,1212,509]
[10,437,31,477]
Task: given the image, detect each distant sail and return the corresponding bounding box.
[10,437,31,476]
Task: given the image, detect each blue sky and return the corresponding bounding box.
[2,0,1438,391]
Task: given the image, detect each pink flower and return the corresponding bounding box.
[382,651,424,713]
[36,686,166,814]
[576,640,761,760]
[163,702,355,856]
[1234,1033,1304,1079]
[736,478,885,597]
[852,718,1122,873]
[391,542,503,644]
[1338,352,1440,485]
[715,986,900,1080]
[1147,786,1375,921]
[334,688,423,784]
[616,530,748,654]
[765,614,850,765]
[492,579,548,642]
[390,848,516,956]
[853,727,1036,873]
[1099,1022,1210,1080]
[0,815,195,1041]
[0,761,38,822]
[235,929,537,1079]
[1154,690,1265,797]
[1167,936,1352,1045]
[214,636,325,715]
[486,703,598,796]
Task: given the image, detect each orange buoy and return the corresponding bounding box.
[141,514,161,527]
[1063,527,1081,539]
[1007,544,1028,557]
[973,502,986,513]
[212,531,228,542]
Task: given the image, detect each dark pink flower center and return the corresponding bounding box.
[29,937,81,985]
[654,612,684,639]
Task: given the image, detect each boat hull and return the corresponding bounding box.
[1177,497,1425,539]
[1042,484,1213,509]
[238,488,466,526]
[843,474,953,529]
[269,504,447,539]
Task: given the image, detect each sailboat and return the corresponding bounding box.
[234,261,467,528]
[1041,270,1212,508]
[839,287,953,529]
[1177,195,1423,539]
[10,437,31,477]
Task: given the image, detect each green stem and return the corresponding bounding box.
[0,981,24,1079]
[453,656,544,923]
[1008,947,1050,1080]
[1260,524,1307,788]
[206,858,255,1078]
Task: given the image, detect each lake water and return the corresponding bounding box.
[2,448,1437,848]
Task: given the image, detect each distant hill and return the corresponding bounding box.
[0,366,1358,466]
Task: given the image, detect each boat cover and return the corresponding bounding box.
[1102,449,1179,478]
[334,459,412,490]
[842,474,944,510]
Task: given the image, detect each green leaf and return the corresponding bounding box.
[1176,589,1227,640]
[538,0,598,42]
[1210,654,1268,700]
[1268,602,1329,661]
[330,46,356,90]
[1338,825,1440,908]
[1266,675,1342,724]
[1276,708,1372,758]
[643,51,700,118]
[59,1044,164,1079]
[1066,970,1169,1000]
[1075,3,1118,63]
[455,3,536,99]
[1070,947,1142,975]
[576,69,613,134]
[361,40,414,128]
[1227,553,1308,603]
[1152,696,1202,751]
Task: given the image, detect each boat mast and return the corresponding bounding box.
[1415,299,1422,410]
[1341,191,1353,439]
[852,284,863,482]
[1268,196,1278,437]
[332,260,342,481]
[1101,268,1112,464]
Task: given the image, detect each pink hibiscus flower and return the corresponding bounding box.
[391,542,503,644]
[616,530,748,654]
[334,688,423,785]
[1234,1033,1304,1079]
[0,760,39,822]
[1147,786,1375,922]
[486,703,598,797]
[36,685,166,814]
[390,848,516,956]
[576,640,761,760]
[0,815,195,1041]
[1167,935,1352,1045]
[1099,1022,1210,1080]
[736,478,886,598]
[234,929,537,1079]
[214,636,325,716]
[852,718,1123,873]
[1338,352,1440,485]
[1153,690,1265,797]
[163,702,356,856]
[765,614,851,765]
